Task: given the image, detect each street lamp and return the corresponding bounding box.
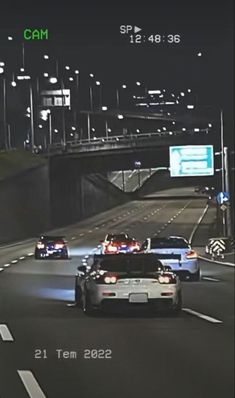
[116,84,127,109]
[95,80,102,109]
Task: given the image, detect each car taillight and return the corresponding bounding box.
[37,242,45,249]
[186,250,198,259]
[131,242,140,250]
[97,272,119,284]
[107,245,117,252]
[54,243,64,249]
[158,274,176,284]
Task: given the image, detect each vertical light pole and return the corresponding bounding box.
[29,82,35,152]
[224,146,232,237]
[89,73,94,111]
[116,88,120,109]
[48,111,52,146]
[74,69,79,130]
[7,124,11,149]
[220,109,226,235]
[96,80,102,109]
[87,113,91,141]
[2,77,8,150]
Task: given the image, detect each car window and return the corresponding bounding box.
[98,255,162,274]
[150,238,189,249]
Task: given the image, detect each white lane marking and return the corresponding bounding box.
[0,268,4,272]
[79,233,84,237]
[18,371,46,398]
[189,205,209,245]
[88,230,93,233]
[11,260,18,264]
[95,227,99,229]
[27,253,34,256]
[71,237,76,240]
[0,324,14,341]
[198,255,235,267]
[202,276,220,282]
[4,263,11,268]
[19,256,25,260]
[183,308,223,324]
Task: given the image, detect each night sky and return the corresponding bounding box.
[0,0,234,144]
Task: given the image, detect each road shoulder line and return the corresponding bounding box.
[198,255,235,267]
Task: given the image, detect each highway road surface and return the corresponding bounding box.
[0,193,234,398]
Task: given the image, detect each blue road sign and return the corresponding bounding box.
[169,145,214,177]
[216,192,230,205]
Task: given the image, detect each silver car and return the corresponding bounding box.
[140,236,200,281]
[75,254,182,315]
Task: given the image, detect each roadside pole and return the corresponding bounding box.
[224,147,232,237]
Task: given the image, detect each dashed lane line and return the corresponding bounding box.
[182,308,223,324]
[0,268,4,272]
[0,324,14,341]
[19,256,26,260]
[18,371,46,398]
[3,263,10,268]
[202,276,220,282]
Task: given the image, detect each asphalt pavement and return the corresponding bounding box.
[0,195,234,398]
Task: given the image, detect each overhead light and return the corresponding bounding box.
[0,67,4,74]
[197,52,202,57]
[96,81,101,85]
[71,126,76,131]
[91,128,95,132]
[49,77,58,84]
[107,128,112,132]
[187,105,194,109]
[75,70,79,74]
[65,66,70,70]
[20,68,25,72]
[8,36,13,40]
[44,54,49,59]
[157,129,161,132]
[117,114,124,119]
[136,129,140,133]
[11,81,17,87]
[162,127,167,131]
[194,128,200,132]
[38,124,43,129]
[208,123,212,128]
[54,129,58,133]
[43,72,49,77]
[148,90,161,94]
[69,77,74,81]
[102,106,108,111]
[89,73,94,78]
[136,81,141,86]
[180,92,185,97]
[187,89,191,93]
[122,84,127,89]
[182,128,186,131]
[0,62,5,66]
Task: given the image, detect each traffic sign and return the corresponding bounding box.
[169,145,214,177]
[207,238,226,255]
[220,204,227,212]
[216,192,230,205]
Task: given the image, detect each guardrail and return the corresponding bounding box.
[47,129,209,155]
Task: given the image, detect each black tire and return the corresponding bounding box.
[190,269,200,281]
[34,251,41,259]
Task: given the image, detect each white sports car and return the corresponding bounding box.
[75,253,182,315]
[140,236,200,281]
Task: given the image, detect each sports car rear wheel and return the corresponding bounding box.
[190,269,200,281]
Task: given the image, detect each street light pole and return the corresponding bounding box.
[87,113,91,141]
[89,85,93,111]
[48,112,52,145]
[61,79,66,145]
[29,82,35,152]
[220,109,226,235]
[3,77,8,150]
[224,146,232,237]
[116,88,120,109]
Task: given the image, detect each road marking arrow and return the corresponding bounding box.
[0,324,14,341]
[18,371,46,398]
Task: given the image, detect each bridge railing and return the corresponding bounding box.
[48,129,209,154]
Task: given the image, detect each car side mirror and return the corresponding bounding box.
[77,265,87,275]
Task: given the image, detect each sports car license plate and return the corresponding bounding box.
[129,293,148,303]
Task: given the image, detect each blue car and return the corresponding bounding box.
[140,236,200,281]
[35,236,69,259]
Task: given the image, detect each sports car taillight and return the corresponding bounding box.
[186,250,198,259]
[97,272,119,284]
[54,243,65,249]
[107,245,118,252]
[158,274,176,284]
[36,242,45,249]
